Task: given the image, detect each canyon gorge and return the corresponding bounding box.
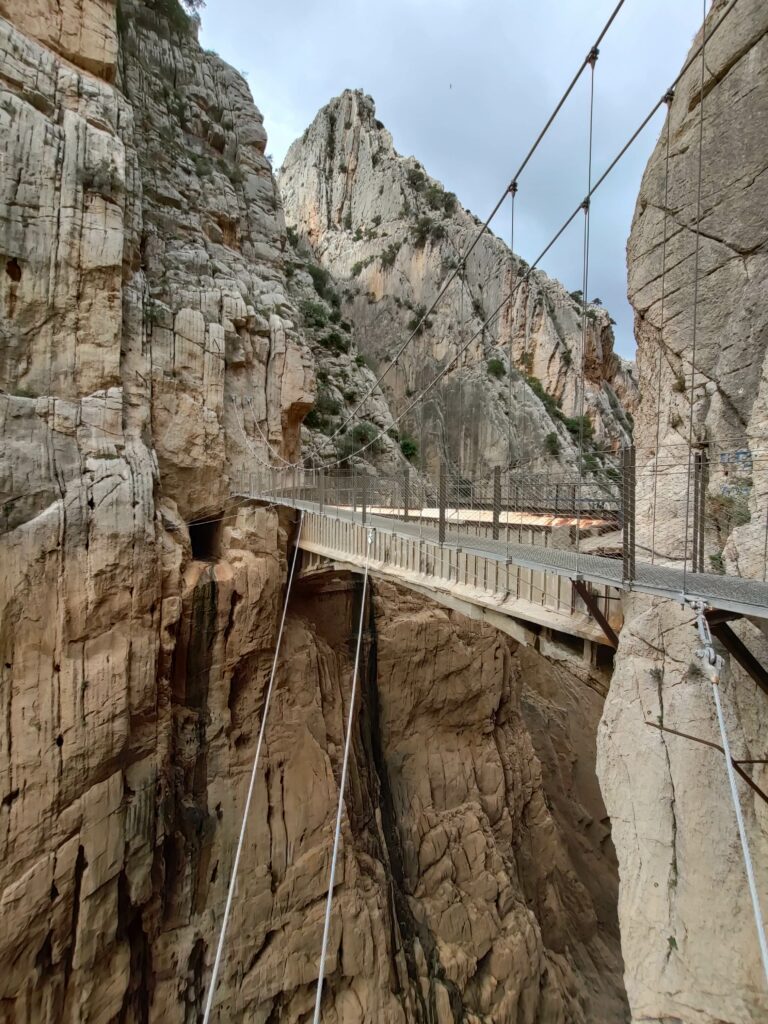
[0,1,766,1023]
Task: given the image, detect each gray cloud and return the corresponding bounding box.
[201,0,703,359]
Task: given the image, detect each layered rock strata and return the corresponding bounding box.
[0,1,627,1021]
[280,90,637,481]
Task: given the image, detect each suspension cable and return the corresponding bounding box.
[250,0,742,477]
[202,511,305,1024]
[312,527,374,1022]
[296,1,631,457]
[683,0,708,590]
[650,89,675,564]
[575,49,598,568]
[692,603,768,984]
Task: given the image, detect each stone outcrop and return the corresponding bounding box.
[599,1,768,1020]
[280,90,637,481]
[0,1,628,1022]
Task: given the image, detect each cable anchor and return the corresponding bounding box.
[508,180,518,195]
[663,87,675,106]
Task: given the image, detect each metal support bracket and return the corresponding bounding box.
[572,578,619,649]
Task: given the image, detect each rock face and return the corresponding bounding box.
[0,1,627,1021]
[598,1,768,1020]
[280,90,637,481]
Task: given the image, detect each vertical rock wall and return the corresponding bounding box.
[1,1,626,1020]
[598,1,768,1020]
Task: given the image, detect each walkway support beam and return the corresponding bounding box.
[709,620,768,698]
[572,579,619,649]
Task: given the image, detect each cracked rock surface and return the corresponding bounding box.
[599,1,768,1020]
[0,1,628,1021]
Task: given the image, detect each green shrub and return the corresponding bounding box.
[372,214,382,226]
[487,358,506,379]
[307,263,335,302]
[673,375,686,393]
[380,241,401,268]
[286,225,299,247]
[561,414,594,442]
[343,212,352,230]
[316,390,341,416]
[425,183,444,210]
[400,435,418,461]
[320,331,349,354]
[300,299,328,328]
[406,166,426,191]
[407,304,432,334]
[411,216,433,248]
[545,432,560,457]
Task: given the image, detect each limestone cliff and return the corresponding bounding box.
[280,90,637,481]
[598,1,768,1020]
[0,1,627,1021]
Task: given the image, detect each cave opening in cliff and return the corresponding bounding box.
[189,516,223,561]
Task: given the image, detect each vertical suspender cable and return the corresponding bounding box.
[203,511,305,1024]
[683,0,707,594]
[507,185,517,560]
[312,528,374,1023]
[575,49,597,569]
[650,91,675,564]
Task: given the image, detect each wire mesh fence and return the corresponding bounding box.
[236,441,768,596]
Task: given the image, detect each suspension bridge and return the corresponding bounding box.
[203,0,768,1018]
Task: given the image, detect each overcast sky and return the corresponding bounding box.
[200,1,704,360]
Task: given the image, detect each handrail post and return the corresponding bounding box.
[361,473,368,526]
[403,467,410,522]
[492,466,501,541]
[319,470,325,514]
[692,448,708,573]
[439,460,446,545]
[622,445,636,584]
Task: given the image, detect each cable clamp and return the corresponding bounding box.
[696,646,724,684]
[588,46,599,66]
[581,197,591,213]
[663,87,675,106]
[509,180,518,195]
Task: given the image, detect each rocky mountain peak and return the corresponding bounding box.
[281,89,637,482]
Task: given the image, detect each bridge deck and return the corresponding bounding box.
[239,494,768,620]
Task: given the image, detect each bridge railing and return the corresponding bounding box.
[237,440,768,591]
